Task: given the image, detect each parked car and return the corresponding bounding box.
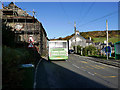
[69,50,74,54]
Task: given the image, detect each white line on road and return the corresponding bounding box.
[87,71,95,76]
[88,59,119,69]
[72,64,80,68]
[73,54,119,69]
[72,64,94,76]
[33,58,42,89]
[82,69,86,71]
[72,63,95,76]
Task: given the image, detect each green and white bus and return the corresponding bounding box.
[48,40,68,60]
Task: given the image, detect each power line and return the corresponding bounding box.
[76,2,95,26]
[59,2,72,25]
[77,11,117,28]
[75,3,84,24]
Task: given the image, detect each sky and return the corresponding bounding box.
[1,2,119,39]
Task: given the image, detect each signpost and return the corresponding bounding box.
[28,37,34,48]
[105,46,111,58]
[28,36,34,43]
[105,46,111,53]
[28,42,34,48]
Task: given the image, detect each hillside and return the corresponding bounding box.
[52,30,120,43]
[80,30,120,43]
[80,30,120,39]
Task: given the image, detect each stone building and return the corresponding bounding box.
[1,2,48,55]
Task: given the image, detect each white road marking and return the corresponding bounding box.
[33,58,42,89]
[87,71,95,76]
[82,69,86,71]
[72,63,95,76]
[72,64,80,68]
[88,60,119,69]
[73,54,119,69]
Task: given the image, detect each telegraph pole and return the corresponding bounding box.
[74,21,77,53]
[106,20,108,60]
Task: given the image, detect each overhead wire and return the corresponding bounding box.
[75,3,84,25]
[76,2,95,26]
[77,10,117,29]
[80,19,106,32]
[58,1,75,38]
[56,2,118,35]
[59,2,72,25]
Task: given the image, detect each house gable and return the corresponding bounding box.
[69,34,87,49]
[3,2,30,17]
[70,34,86,42]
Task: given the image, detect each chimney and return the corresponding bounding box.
[89,37,91,41]
[75,30,79,35]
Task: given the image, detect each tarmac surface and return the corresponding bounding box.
[79,55,120,68]
[34,54,119,89]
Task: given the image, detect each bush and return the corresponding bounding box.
[2,23,41,88]
[83,47,87,56]
[82,45,97,56]
[111,52,115,57]
[2,46,25,88]
[2,46,41,88]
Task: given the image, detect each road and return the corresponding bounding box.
[35,54,119,89]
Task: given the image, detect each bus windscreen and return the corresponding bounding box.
[49,42,67,48]
[48,41,68,60]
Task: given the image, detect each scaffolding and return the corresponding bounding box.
[2,2,48,54]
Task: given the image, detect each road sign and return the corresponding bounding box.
[105,46,111,53]
[28,42,34,48]
[29,36,34,43]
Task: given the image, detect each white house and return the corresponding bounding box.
[69,31,87,50]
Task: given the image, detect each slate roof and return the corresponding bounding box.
[86,39,93,43]
[70,34,86,40]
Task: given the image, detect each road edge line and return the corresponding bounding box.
[33,58,42,89]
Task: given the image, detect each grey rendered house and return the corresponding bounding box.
[69,31,87,50]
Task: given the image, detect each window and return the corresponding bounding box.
[49,42,67,48]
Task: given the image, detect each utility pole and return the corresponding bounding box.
[74,21,77,53]
[106,20,108,60]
